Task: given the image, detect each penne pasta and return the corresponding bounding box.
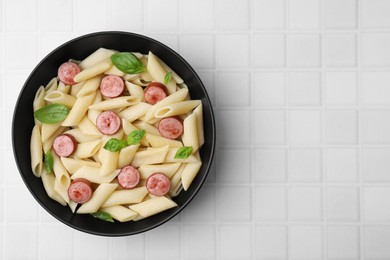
[88,91,102,124]
[101,186,148,207]
[145,133,183,148]
[61,157,101,175]
[63,128,100,143]
[74,59,112,83]
[182,113,199,153]
[104,65,125,77]
[133,121,160,136]
[30,125,43,177]
[78,116,102,137]
[193,104,204,147]
[100,205,137,222]
[154,100,201,118]
[76,75,103,97]
[41,169,67,206]
[71,166,119,184]
[79,48,116,70]
[45,77,58,93]
[42,126,66,153]
[57,81,71,94]
[138,163,181,179]
[33,86,45,126]
[74,139,102,159]
[77,183,118,214]
[125,81,144,100]
[52,152,71,203]
[89,96,140,110]
[118,144,140,168]
[129,196,177,218]
[41,123,62,143]
[44,90,76,108]
[169,163,186,196]
[156,55,184,84]
[70,81,85,96]
[131,145,169,168]
[147,51,176,94]
[62,92,96,126]
[99,149,119,176]
[181,160,202,191]
[119,102,152,122]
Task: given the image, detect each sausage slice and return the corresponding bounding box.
[117,166,140,189]
[58,62,80,85]
[68,178,93,204]
[146,173,171,196]
[96,111,121,135]
[144,82,168,104]
[100,75,125,98]
[158,117,183,140]
[53,134,78,157]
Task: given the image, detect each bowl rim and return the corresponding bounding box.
[12,31,216,236]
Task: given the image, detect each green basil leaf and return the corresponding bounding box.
[174,146,193,159]
[34,103,70,124]
[91,212,114,223]
[44,151,53,174]
[127,130,146,145]
[164,71,172,85]
[111,52,146,74]
[104,138,127,152]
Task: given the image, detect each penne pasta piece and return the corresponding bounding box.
[68,201,78,213]
[156,55,184,84]
[79,48,116,69]
[169,184,183,198]
[44,90,76,108]
[41,169,67,206]
[74,139,102,159]
[45,77,58,93]
[77,183,118,214]
[100,205,137,222]
[124,74,141,81]
[101,186,148,207]
[33,86,45,126]
[43,126,66,153]
[145,133,183,148]
[57,81,71,94]
[52,152,71,203]
[71,166,119,184]
[138,163,181,179]
[182,113,199,153]
[144,88,188,122]
[181,160,202,191]
[30,125,43,177]
[169,163,186,196]
[63,128,100,143]
[89,96,140,110]
[154,100,201,118]
[41,123,62,143]
[129,196,177,218]
[131,145,169,168]
[104,65,125,77]
[100,149,119,176]
[60,157,101,175]
[165,148,199,163]
[118,144,140,168]
[147,52,176,94]
[62,92,96,126]
[78,116,102,136]
[76,75,103,97]
[193,104,204,147]
[133,121,160,136]
[88,91,102,124]
[70,81,85,96]
[74,59,112,83]
[125,81,144,100]
[118,102,152,122]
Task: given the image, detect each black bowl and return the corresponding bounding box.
[12,31,216,236]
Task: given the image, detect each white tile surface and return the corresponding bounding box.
[4,0,390,258]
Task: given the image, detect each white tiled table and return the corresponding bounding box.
[2,0,390,259]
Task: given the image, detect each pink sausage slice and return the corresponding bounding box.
[53,134,78,157]
[158,117,184,140]
[58,62,80,85]
[144,82,168,105]
[68,178,93,204]
[96,111,121,135]
[100,75,125,98]
[146,173,171,196]
[117,166,140,189]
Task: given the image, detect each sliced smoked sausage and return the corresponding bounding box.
[144,82,168,104]
[146,172,171,196]
[100,75,125,98]
[68,178,93,204]
[53,134,78,157]
[158,117,183,140]
[117,166,140,189]
[96,111,121,135]
[58,62,80,85]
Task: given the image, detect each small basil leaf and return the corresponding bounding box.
[111,52,145,74]
[91,212,114,223]
[174,146,193,159]
[127,130,146,145]
[34,103,70,124]
[164,71,172,85]
[44,151,53,174]
[104,138,127,152]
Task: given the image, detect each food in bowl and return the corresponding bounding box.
[30,48,204,222]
